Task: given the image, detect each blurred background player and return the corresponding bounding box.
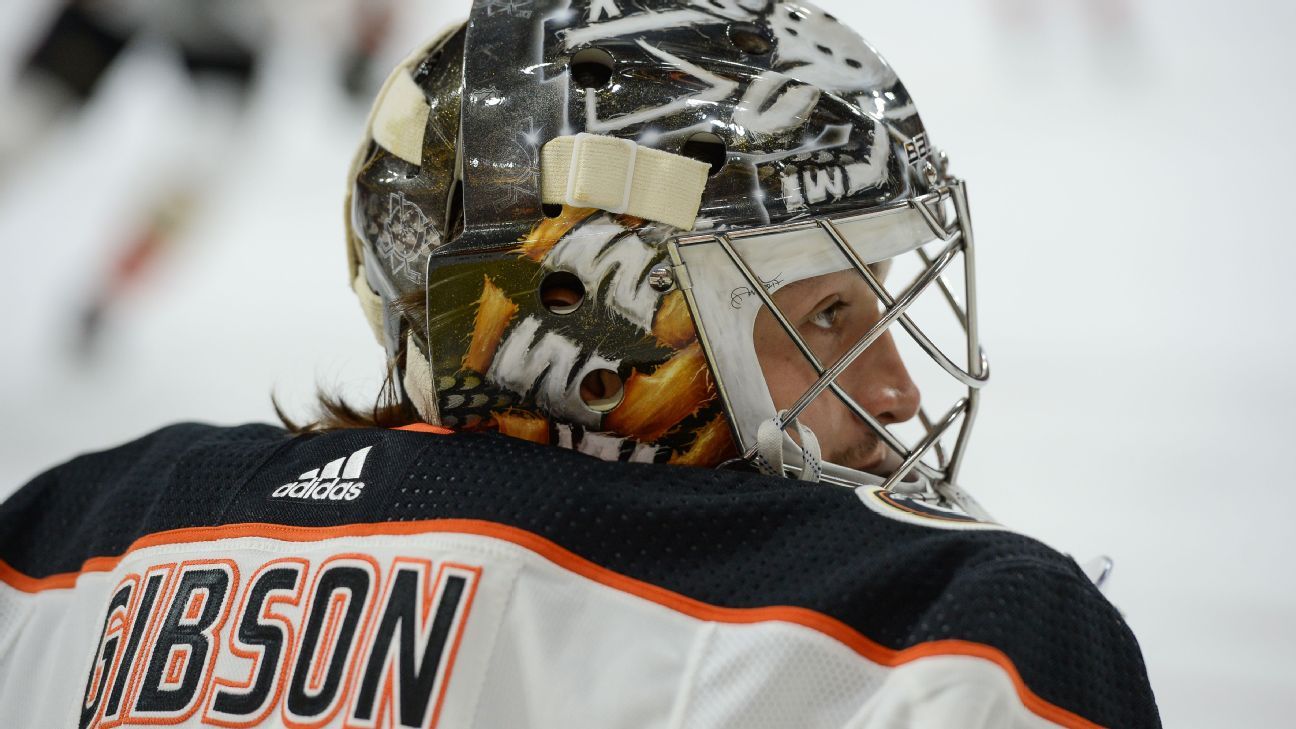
[0,0,395,357]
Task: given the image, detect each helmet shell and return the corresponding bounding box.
[347,0,942,466]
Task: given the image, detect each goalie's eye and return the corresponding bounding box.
[809,297,847,331]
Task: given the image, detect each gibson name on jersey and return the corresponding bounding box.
[78,553,480,729]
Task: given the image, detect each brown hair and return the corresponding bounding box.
[276,291,427,433]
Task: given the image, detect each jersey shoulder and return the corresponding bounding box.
[0,422,289,578]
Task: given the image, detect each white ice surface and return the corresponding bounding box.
[0,1,1293,727]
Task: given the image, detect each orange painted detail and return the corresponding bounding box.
[461,275,519,374]
[491,410,550,445]
[668,413,739,468]
[0,519,1102,729]
[650,289,696,350]
[605,341,718,443]
[517,205,597,262]
[393,423,454,435]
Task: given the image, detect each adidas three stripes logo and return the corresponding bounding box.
[270,446,372,502]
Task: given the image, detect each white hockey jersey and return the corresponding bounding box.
[0,424,1159,728]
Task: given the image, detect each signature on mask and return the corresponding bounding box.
[729,273,785,309]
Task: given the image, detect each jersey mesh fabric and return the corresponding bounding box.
[0,423,286,577]
[1,424,1160,728]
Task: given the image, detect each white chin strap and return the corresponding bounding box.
[752,412,970,505]
[753,411,823,482]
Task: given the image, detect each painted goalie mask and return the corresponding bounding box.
[346,0,991,515]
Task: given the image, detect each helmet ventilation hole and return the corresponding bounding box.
[580,369,624,412]
[539,270,585,315]
[728,24,773,55]
[569,48,615,89]
[681,133,727,176]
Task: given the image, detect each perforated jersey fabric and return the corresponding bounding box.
[0,424,1160,728]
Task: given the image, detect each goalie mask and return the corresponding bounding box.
[346,0,990,514]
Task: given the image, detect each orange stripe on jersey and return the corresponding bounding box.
[0,519,1102,729]
[392,423,454,435]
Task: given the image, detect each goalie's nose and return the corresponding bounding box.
[843,330,921,427]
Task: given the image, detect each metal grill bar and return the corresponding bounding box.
[882,397,968,490]
[713,229,965,479]
[944,181,984,482]
[769,234,963,426]
[819,216,989,389]
[917,407,948,468]
[915,247,968,330]
[813,182,986,486]
[709,230,944,480]
[912,194,955,242]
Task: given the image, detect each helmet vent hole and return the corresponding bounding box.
[728,24,773,55]
[580,369,624,412]
[539,270,585,315]
[681,133,727,176]
[569,48,615,89]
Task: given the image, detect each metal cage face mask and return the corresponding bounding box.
[669,181,989,505]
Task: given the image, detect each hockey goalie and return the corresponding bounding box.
[0,1,1159,727]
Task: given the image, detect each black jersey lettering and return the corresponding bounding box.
[79,579,135,729]
[133,563,233,720]
[102,565,172,723]
[285,559,375,724]
[351,563,477,727]
[208,562,305,722]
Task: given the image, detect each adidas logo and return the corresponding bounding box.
[271,446,372,502]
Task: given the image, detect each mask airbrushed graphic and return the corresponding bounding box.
[537,0,929,233]
[423,208,735,465]
[347,0,953,469]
